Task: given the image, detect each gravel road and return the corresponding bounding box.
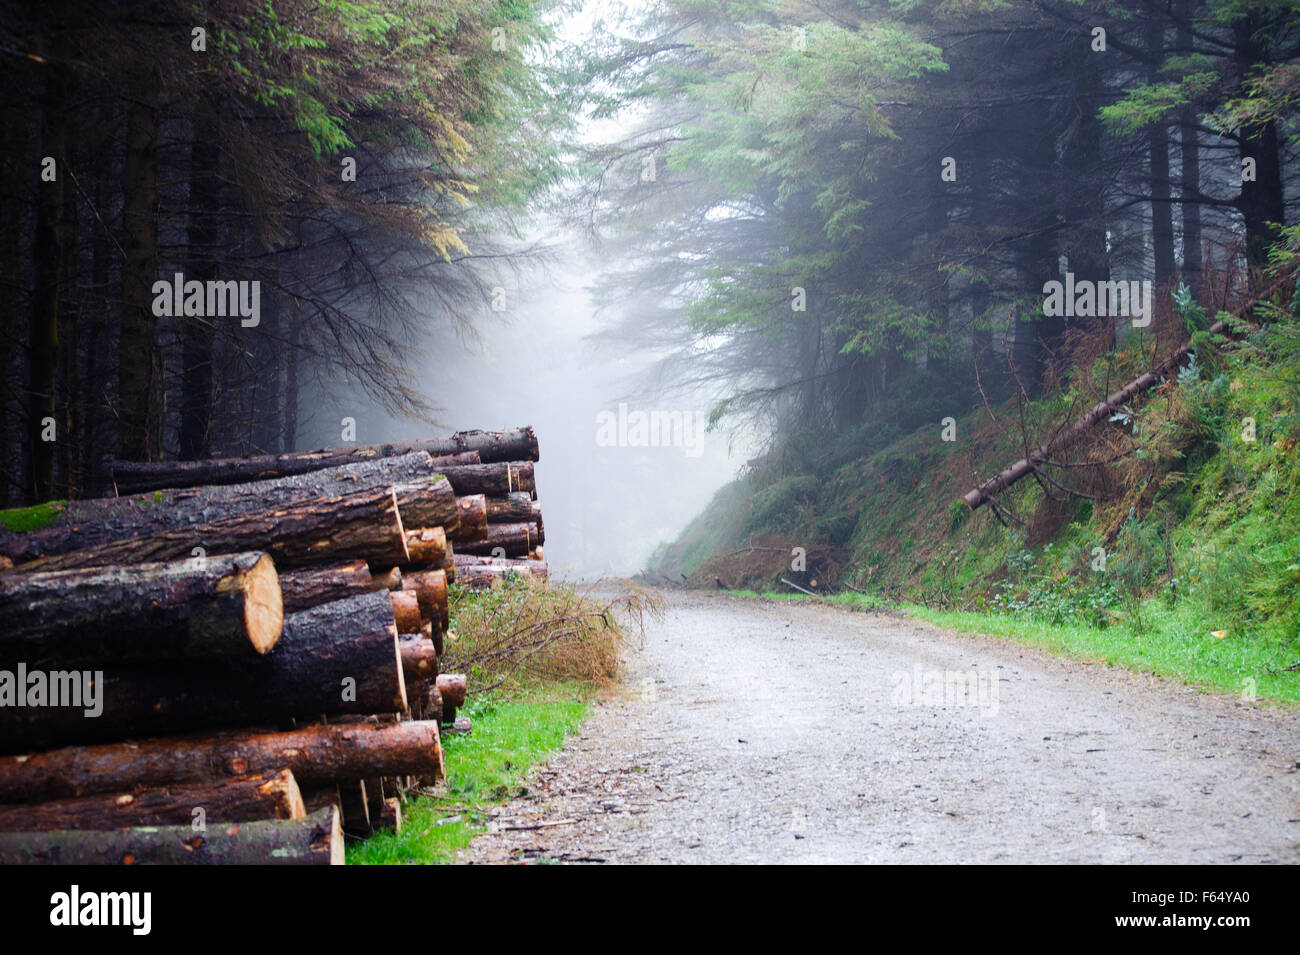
[459,591,1300,864]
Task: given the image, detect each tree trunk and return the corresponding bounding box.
[452,493,487,542]
[0,805,342,865]
[403,526,447,564]
[399,569,448,630]
[105,426,538,493]
[455,522,537,558]
[0,769,303,830]
[440,461,536,498]
[277,559,373,612]
[436,674,467,708]
[390,589,423,633]
[485,492,534,524]
[27,59,67,502]
[178,122,219,460]
[0,590,403,751]
[0,719,445,803]
[6,451,451,562]
[117,92,160,462]
[14,486,409,572]
[1234,16,1285,272]
[398,632,439,686]
[0,551,282,665]
[1147,19,1176,287]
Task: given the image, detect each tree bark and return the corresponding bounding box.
[28,55,67,503]
[0,805,342,865]
[0,719,445,803]
[455,522,536,558]
[0,590,404,751]
[440,461,535,498]
[278,559,373,612]
[399,569,448,630]
[398,633,439,689]
[0,551,283,665]
[7,452,448,563]
[105,426,538,494]
[452,493,487,543]
[436,674,467,708]
[485,492,534,524]
[14,486,409,572]
[117,91,160,462]
[390,589,423,633]
[0,770,303,830]
[403,526,447,565]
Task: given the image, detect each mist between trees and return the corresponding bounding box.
[1,0,1296,579]
[1,0,569,505]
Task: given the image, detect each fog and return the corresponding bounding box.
[295,240,755,578]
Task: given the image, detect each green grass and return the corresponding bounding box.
[0,500,68,532]
[346,683,591,865]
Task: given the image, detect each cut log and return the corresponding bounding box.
[452,553,547,570]
[452,494,488,543]
[0,552,282,665]
[0,805,343,865]
[398,633,439,688]
[104,426,537,493]
[453,562,548,589]
[456,522,536,558]
[0,770,303,830]
[436,674,467,708]
[403,526,447,564]
[393,477,459,535]
[5,452,449,563]
[440,462,536,498]
[0,590,406,751]
[532,502,545,546]
[485,491,534,523]
[400,569,448,630]
[391,589,423,633]
[0,720,446,803]
[416,683,443,723]
[13,486,409,573]
[279,559,373,612]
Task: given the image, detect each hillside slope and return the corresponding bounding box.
[648,290,1300,699]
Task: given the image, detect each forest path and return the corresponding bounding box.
[458,591,1300,864]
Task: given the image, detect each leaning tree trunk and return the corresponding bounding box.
[13,486,409,572]
[3,452,452,562]
[0,805,342,865]
[0,720,445,803]
[105,426,539,493]
[0,769,304,830]
[0,551,282,665]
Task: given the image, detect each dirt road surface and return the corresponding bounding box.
[460,592,1300,864]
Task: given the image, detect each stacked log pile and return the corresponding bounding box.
[0,427,545,864]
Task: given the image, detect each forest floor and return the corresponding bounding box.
[459,590,1300,864]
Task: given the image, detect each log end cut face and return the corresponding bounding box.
[241,553,285,654]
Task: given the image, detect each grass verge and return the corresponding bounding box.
[346,683,591,865]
